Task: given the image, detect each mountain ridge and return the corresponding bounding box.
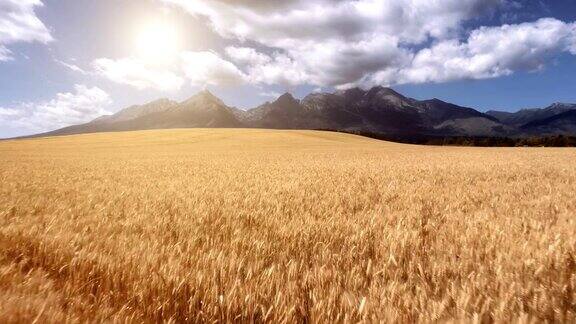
[15,87,576,140]
[486,103,576,127]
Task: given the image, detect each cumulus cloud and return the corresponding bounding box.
[163,0,576,88]
[164,0,504,45]
[258,90,282,98]
[181,51,246,86]
[0,46,11,61]
[92,51,246,91]
[0,0,52,61]
[0,85,112,133]
[93,58,185,91]
[226,46,271,66]
[568,24,576,54]
[369,18,576,86]
[239,52,309,87]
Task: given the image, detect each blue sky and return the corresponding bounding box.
[1,0,576,137]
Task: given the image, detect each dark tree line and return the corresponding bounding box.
[423,135,576,147]
[320,129,576,147]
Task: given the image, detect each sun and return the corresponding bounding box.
[135,20,181,65]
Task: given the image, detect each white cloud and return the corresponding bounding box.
[93,51,246,90]
[93,58,185,91]
[226,46,271,66]
[258,90,282,99]
[180,51,246,86]
[243,52,309,87]
[163,0,576,88]
[0,0,53,61]
[0,85,112,134]
[0,45,11,61]
[0,107,21,117]
[164,0,503,45]
[375,18,576,85]
[231,34,408,87]
[568,23,576,54]
[55,59,87,74]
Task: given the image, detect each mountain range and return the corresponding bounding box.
[30,86,576,139]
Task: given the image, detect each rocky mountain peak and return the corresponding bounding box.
[26,85,576,140]
[550,102,576,109]
[199,88,215,96]
[334,87,365,99]
[365,86,411,106]
[183,89,223,106]
[274,93,299,106]
[149,98,173,105]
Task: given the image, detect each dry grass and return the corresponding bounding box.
[0,128,575,323]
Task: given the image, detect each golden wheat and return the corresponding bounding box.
[0,129,575,323]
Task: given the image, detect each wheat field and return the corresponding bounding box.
[0,129,575,323]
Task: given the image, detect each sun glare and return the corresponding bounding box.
[135,20,180,65]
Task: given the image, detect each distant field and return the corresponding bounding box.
[1,129,575,322]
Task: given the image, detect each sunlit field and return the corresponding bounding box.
[1,129,575,322]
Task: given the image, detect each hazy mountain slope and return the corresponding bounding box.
[299,87,500,135]
[419,99,499,125]
[521,110,576,135]
[34,98,179,137]
[135,91,243,129]
[32,91,243,138]
[487,103,576,126]
[342,87,424,134]
[242,93,319,129]
[298,87,423,133]
[300,92,363,130]
[21,86,576,140]
[434,117,514,137]
[104,98,178,123]
[411,99,511,136]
